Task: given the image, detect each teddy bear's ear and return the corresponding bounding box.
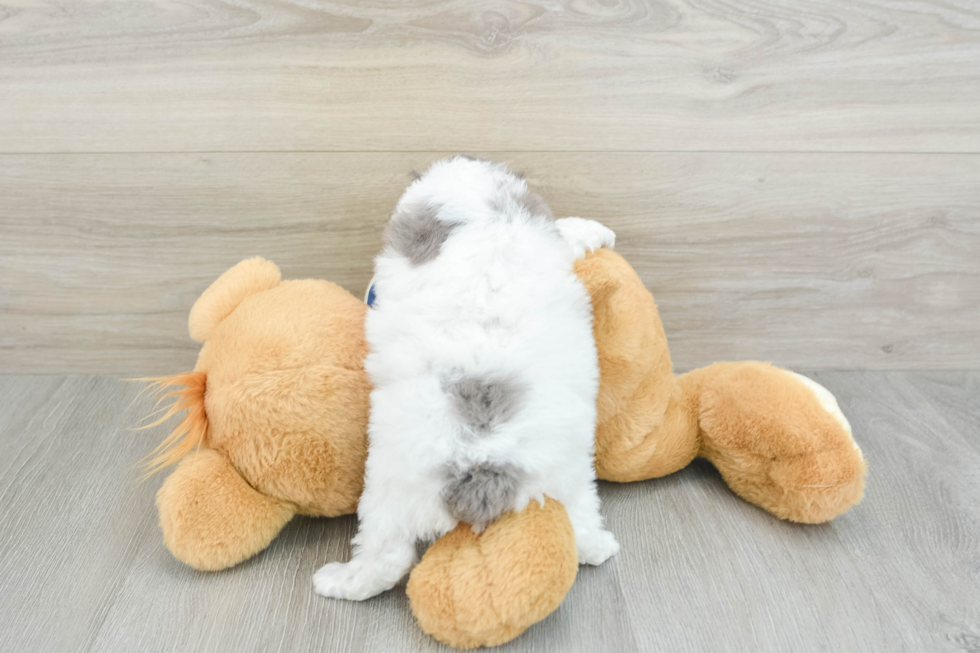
[188,257,281,342]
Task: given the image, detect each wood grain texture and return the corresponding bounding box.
[1,152,977,374]
[1,0,979,153]
[0,372,977,651]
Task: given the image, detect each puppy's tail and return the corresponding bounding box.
[132,371,208,478]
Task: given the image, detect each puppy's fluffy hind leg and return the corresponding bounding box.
[313,486,419,601]
[562,477,619,566]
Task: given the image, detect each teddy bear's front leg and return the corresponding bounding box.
[406,497,578,649]
[156,448,296,571]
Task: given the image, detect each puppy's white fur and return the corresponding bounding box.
[314,157,618,601]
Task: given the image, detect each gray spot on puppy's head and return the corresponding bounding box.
[442,462,521,527]
[519,191,554,221]
[383,203,458,266]
[443,374,524,434]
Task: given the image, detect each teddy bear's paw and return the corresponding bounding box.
[786,371,861,457]
[407,497,579,648]
[556,218,616,260]
[313,560,392,601]
[576,528,620,566]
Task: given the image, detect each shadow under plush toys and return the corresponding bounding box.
[142,248,865,649]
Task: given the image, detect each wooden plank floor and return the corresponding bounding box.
[1,371,977,652]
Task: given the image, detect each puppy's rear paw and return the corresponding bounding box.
[313,560,388,601]
[577,529,620,566]
[556,218,616,260]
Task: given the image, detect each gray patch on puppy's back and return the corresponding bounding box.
[443,374,524,434]
[442,462,521,526]
[384,203,457,265]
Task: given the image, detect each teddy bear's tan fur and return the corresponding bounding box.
[145,249,865,648]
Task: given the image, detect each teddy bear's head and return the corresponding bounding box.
[186,258,372,517]
[147,258,375,571]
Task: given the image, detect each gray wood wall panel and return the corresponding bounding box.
[1,153,977,374]
[0,0,978,153]
[0,372,977,651]
[2,0,979,373]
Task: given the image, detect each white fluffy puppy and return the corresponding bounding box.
[313,156,619,601]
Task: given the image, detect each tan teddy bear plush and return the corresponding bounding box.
[143,248,865,649]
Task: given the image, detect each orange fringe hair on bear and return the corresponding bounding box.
[137,371,207,476]
[140,250,865,649]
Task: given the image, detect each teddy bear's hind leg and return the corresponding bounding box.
[407,497,578,649]
[157,448,296,571]
[680,362,866,523]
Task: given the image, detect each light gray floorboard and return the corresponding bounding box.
[0,372,977,652]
